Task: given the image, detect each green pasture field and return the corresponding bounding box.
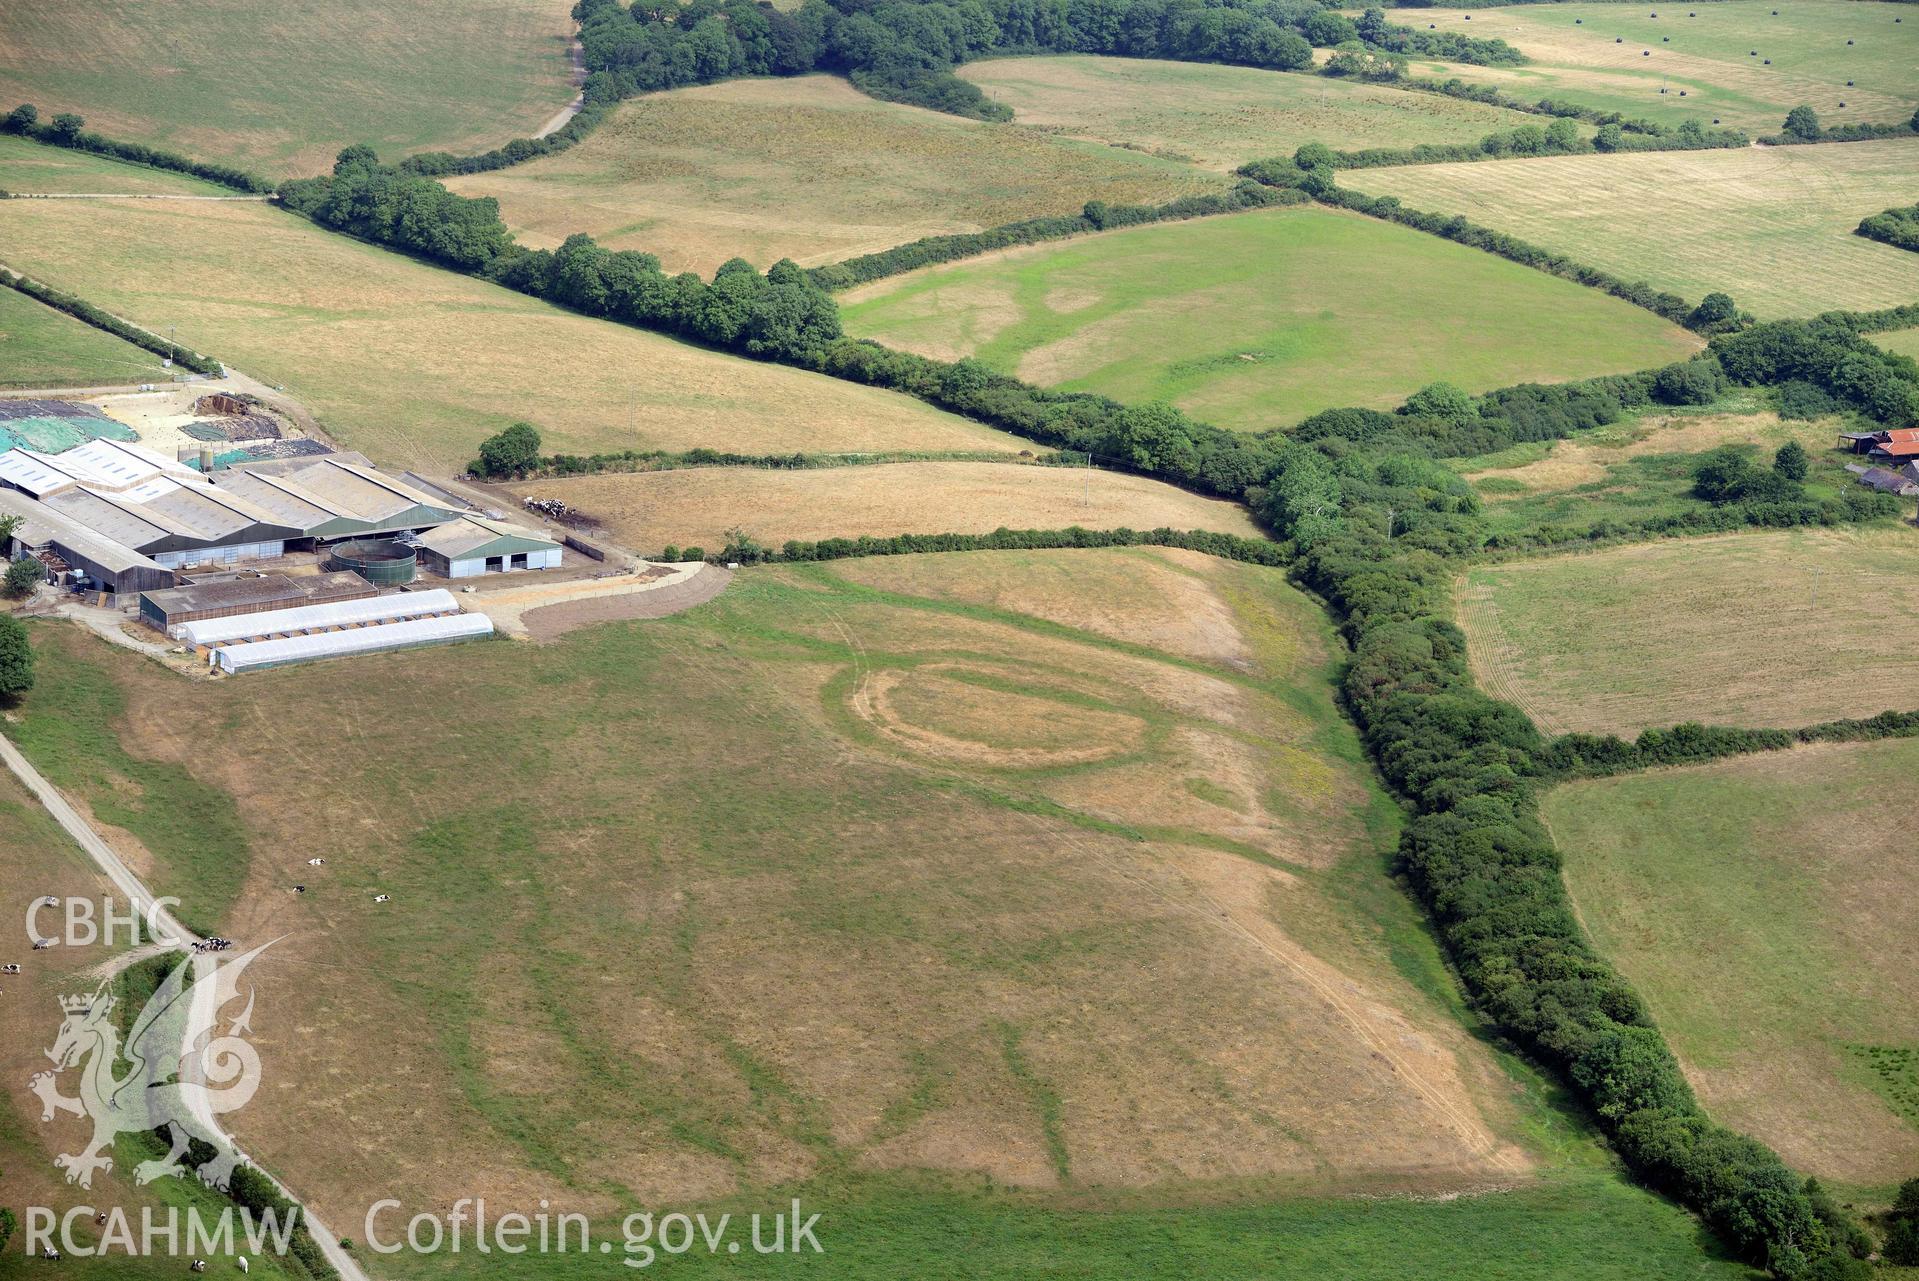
[0,141,1024,472]
[1455,400,1851,541]
[446,74,1223,275]
[1544,739,1919,1194]
[1873,328,1919,360]
[1403,0,1919,135]
[1457,525,1919,737]
[0,0,579,177]
[840,205,1700,430]
[957,55,1560,170]
[8,551,1755,1280]
[1346,138,1919,319]
[0,284,168,388]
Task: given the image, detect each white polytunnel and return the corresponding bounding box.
[212,612,494,674]
[177,589,462,646]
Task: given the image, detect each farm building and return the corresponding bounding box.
[213,454,464,542]
[211,612,495,675]
[138,571,377,632]
[1849,428,1919,462]
[0,485,175,596]
[181,589,463,648]
[413,515,562,578]
[0,440,470,598]
[1855,466,1919,496]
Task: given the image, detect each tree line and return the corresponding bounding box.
[1324,112,1746,169]
[1,104,270,192]
[278,148,842,365]
[1857,202,1919,254]
[570,0,1521,123]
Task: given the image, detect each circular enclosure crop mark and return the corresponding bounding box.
[847,662,1147,769]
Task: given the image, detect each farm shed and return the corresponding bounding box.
[1856,466,1918,496]
[414,516,562,579]
[0,486,175,596]
[179,589,461,647]
[213,454,463,542]
[211,612,494,674]
[138,571,376,632]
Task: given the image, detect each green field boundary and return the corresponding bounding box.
[0,265,225,377]
[0,107,270,192]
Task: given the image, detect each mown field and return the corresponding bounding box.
[956,55,1556,171]
[1404,0,1919,134]
[1346,138,1919,320]
[0,284,169,388]
[1458,526,1919,736]
[0,144,1024,472]
[446,75,1223,274]
[0,135,232,194]
[504,461,1261,556]
[841,206,1700,430]
[1545,739,1919,1192]
[1456,404,1850,539]
[7,556,1754,1279]
[0,0,578,176]
[0,770,302,1280]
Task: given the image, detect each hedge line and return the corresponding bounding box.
[710,523,1289,567]
[1277,453,1872,1280]
[1820,301,1919,335]
[1761,119,1919,147]
[508,445,1070,479]
[395,104,609,179]
[1545,707,1919,781]
[1326,115,1745,171]
[1236,154,1743,333]
[807,182,1304,291]
[0,269,223,376]
[1,105,270,192]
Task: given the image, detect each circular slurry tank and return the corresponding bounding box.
[327,538,417,586]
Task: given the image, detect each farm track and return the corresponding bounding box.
[0,732,372,1281]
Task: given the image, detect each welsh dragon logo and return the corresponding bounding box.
[31,941,277,1192]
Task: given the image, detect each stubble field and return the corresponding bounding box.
[0,0,579,176]
[841,206,1700,430]
[0,145,1025,472]
[1403,0,1919,134]
[956,55,1555,170]
[446,75,1224,275]
[1544,739,1919,1190]
[1345,137,1919,319]
[502,461,1262,556]
[1457,526,1919,736]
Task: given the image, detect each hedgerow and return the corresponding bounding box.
[1,104,270,192]
[0,269,224,376]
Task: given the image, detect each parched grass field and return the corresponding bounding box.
[1544,739,1919,1191]
[446,75,1224,275]
[0,0,579,176]
[841,206,1700,430]
[1345,136,1919,320]
[7,555,1751,1278]
[1456,405,1851,538]
[0,770,303,1280]
[956,55,1556,171]
[503,461,1262,556]
[1403,0,1919,134]
[0,135,232,195]
[1458,526,1919,737]
[0,148,1026,472]
[0,284,170,388]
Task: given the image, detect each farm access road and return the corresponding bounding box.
[0,732,374,1281]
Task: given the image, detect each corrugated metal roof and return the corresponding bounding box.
[415,515,559,561]
[217,456,461,533]
[213,611,493,673]
[180,589,461,646]
[142,571,371,617]
[0,487,171,576]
